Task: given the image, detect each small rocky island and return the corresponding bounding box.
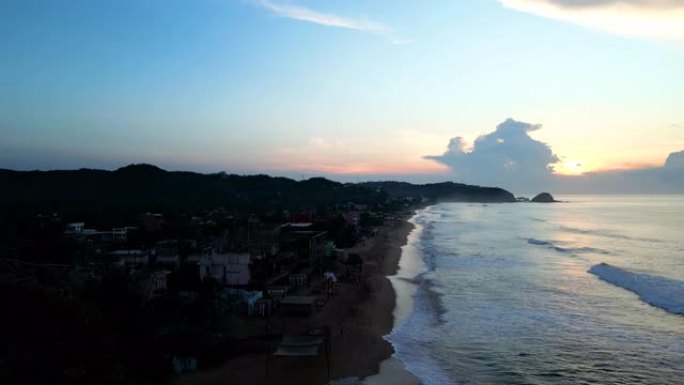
[531,192,558,203]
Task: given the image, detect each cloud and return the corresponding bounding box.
[499,0,684,40]
[256,0,389,33]
[542,0,683,9]
[255,1,412,44]
[664,151,684,169]
[426,118,684,194]
[556,159,684,193]
[425,118,559,191]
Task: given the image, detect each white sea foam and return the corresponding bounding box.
[589,263,684,315]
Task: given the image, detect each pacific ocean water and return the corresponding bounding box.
[388,195,684,385]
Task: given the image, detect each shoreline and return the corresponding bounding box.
[362,210,426,385]
[175,208,423,385]
[359,209,424,385]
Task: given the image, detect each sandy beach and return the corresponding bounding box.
[175,210,421,385]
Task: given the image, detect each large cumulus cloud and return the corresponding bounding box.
[499,0,684,40]
[426,118,684,194]
[426,118,559,192]
[664,151,684,169]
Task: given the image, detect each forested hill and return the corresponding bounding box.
[0,164,515,214]
[360,181,516,203]
[0,164,384,213]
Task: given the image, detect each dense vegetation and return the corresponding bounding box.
[1,271,172,385]
[0,164,516,219]
[0,164,386,216]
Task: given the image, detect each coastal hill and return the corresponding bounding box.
[360,181,516,203]
[0,164,383,213]
[0,164,516,213]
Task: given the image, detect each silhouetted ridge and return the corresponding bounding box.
[360,181,516,203]
[0,167,382,214]
[115,163,167,174]
[0,166,517,215]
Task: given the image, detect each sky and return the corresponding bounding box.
[1,0,683,194]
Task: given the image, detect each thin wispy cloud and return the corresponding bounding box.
[499,0,684,40]
[255,0,410,44]
[257,0,388,33]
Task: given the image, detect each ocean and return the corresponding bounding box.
[388,195,684,385]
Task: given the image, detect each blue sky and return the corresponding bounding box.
[1,0,683,191]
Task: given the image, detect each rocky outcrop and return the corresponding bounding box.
[531,192,557,203]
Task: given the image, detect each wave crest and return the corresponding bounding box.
[589,263,684,315]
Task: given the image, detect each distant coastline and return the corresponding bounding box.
[0,164,517,214]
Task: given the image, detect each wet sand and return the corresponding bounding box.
[176,210,420,385]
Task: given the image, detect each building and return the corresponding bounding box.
[188,247,252,286]
[279,227,328,269]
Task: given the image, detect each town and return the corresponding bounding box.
[0,165,515,384]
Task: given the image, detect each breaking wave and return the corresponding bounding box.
[589,263,684,315]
